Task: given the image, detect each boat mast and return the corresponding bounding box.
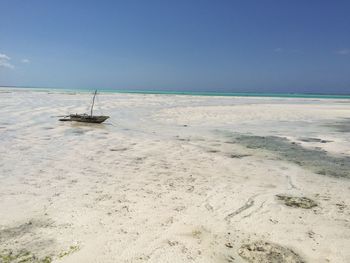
[90,90,97,116]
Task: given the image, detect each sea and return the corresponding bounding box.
[2,86,350,99]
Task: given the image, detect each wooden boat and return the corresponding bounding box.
[59,113,109,123]
[59,90,109,123]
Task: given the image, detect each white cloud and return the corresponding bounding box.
[21,58,30,63]
[0,53,10,60]
[274,47,284,52]
[0,53,14,69]
[336,49,350,55]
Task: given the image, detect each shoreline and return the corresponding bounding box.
[2,86,350,99]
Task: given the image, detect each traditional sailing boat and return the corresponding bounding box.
[59,90,109,123]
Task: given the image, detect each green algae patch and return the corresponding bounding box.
[0,249,52,263]
[276,195,317,209]
[58,245,80,259]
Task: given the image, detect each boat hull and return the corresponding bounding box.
[59,115,109,123]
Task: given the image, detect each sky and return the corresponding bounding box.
[0,0,350,94]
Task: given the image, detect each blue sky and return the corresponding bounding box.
[1,0,349,93]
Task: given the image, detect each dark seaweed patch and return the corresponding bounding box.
[229,154,251,159]
[330,118,350,132]
[298,137,332,143]
[177,138,190,142]
[0,219,52,242]
[109,147,128,152]
[276,195,317,209]
[238,241,305,263]
[228,134,350,178]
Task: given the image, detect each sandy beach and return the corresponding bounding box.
[0,88,349,263]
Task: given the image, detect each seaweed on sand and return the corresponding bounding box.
[238,241,305,263]
[330,118,350,133]
[228,134,350,179]
[0,249,52,263]
[0,219,53,242]
[58,245,80,259]
[276,195,317,209]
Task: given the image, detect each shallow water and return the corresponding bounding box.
[3,86,350,99]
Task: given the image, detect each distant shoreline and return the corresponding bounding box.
[1,86,350,99]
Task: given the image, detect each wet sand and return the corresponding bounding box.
[0,88,350,262]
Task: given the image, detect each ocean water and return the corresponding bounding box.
[3,86,350,99]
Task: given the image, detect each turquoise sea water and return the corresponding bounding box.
[4,86,350,99]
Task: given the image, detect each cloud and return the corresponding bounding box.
[0,53,15,69]
[274,47,284,52]
[0,53,10,60]
[21,58,30,63]
[335,49,350,55]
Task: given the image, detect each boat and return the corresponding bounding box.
[59,90,109,123]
